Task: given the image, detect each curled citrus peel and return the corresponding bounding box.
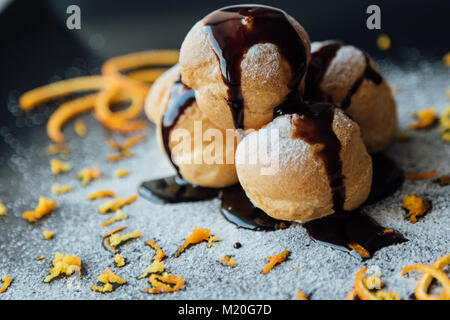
[19,50,179,142]
[408,108,438,130]
[353,267,401,300]
[102,50,179,96]
[403,257,450,300]
[19,76,105,111]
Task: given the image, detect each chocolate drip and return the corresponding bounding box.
[161,78,195,176]
[340,54,382,109]
[275,99,345,212]
[305,41,342,101]
[203,5,307,129]
[304,42,383,110]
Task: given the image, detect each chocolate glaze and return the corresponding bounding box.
[304,41,382,109]
[203,5,307,129]
[161,77,195,176]
[305,41,342,101]
[220,184,289,230]
[275,99,345,212]
[340,54,382,109]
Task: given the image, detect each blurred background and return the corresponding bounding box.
[0,0,449,122]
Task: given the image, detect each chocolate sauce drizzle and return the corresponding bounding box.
[138,77,220,204]
[305,41,383,109]
[203,5,307,129]
[161,77,195,176]
[274,99,345,212]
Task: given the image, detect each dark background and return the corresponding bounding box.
[0,0,449,125]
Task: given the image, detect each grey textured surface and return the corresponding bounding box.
[0,57,449,300]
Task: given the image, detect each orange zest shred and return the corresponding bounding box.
[98,195,138,214]
[22,197,56,223]
[175,226,217,257]
[114,254,126,268]
[115,169,129,178]
[219,256,237,267]
[122,134,148,149]
[353,267,401,300]
[413,254,450,300]
[44,252,81,283]
[46,143,70,155]
[262,249,290,275]
[404,171,438,180]
[0,202,6,216]
[402,194,431,223]
[19,75,105,111]
[106,135,146,162]
[0,276,13,293]
[91,268,126,293]
[77,166,100,186]
[402,263,450,300]
[35,256,45,261]
[74,119,87,137]
[438,174,450,186]
[138,241,167,279]
[109,230,142,248]
[43,230,54,240]
[146,240,166,263]
[51,184,73,195]
[440,106,450,142]
[143,272,184,294]
[348,242,371,259]
[408,108,438,130]
[88,190,115,200]
[103,226,128,238]
[50,158,71,175]
[297,290,308,300]
[101,209,128,227]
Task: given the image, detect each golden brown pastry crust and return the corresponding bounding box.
[235,109,372,222]
[145,65,239,188]
[180,15,311,130]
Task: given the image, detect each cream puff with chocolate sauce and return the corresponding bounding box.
[305,41,397,153]
[235,100,373,223]
[180,4,311,131]
[145,65,239,188]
